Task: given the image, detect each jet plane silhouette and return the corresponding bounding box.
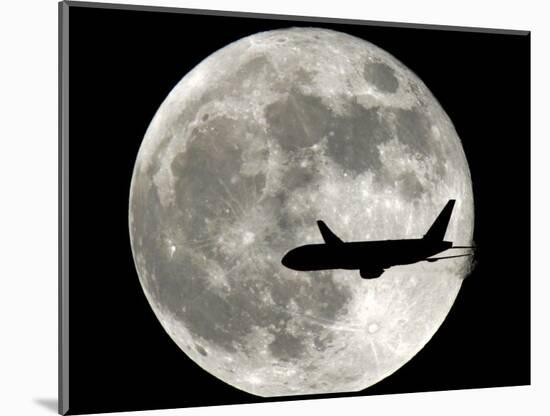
[281,199,474,279]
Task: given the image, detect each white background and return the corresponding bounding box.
[0,0,547,414]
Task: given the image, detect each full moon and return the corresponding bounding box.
[129,28,474,397]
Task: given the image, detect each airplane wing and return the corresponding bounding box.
[424,254,473,263]
[316,221,343,244]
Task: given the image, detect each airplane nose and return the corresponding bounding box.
[281,250,295,268]
[281,252,291,268]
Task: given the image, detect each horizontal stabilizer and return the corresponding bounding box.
[425,253,473,263]
[317,221,343,244]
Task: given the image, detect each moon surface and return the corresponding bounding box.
[129,27,474,397]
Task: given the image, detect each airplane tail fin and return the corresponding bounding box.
[423,199,455,241]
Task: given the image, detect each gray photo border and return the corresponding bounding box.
[59,1,69,415]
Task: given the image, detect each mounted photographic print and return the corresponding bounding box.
[59,1,530,414]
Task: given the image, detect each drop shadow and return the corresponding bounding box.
[34,398,58,414]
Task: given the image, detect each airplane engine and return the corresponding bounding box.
[359,268,385,279]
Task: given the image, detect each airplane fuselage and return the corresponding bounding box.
[280,200,470,279]
[281,238,453,272]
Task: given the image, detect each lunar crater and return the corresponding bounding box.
[364,61,400,93]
